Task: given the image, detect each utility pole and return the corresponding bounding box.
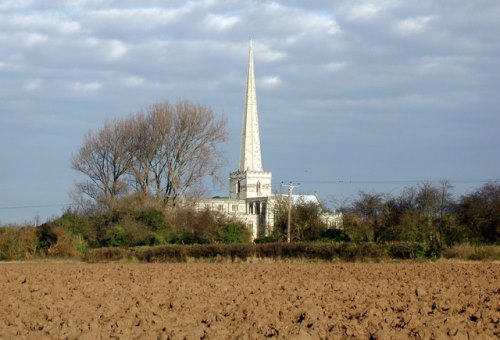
[281,181,300,243]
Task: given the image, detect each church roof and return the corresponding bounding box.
[274,194,321,205]
[239,40,263,172]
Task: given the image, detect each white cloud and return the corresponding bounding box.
[204,14,240,31]
[256,44,287,62]
[88,6,193,29]
[417,56,471,75]
[293,12,340,36]
[325,61,348,72]
[106,40,128,61]
[1,14,81,35]
[0,0,33,11]
[346,3,380,21]
[124,76,145,87]
[259,76,281,89]
[72,82,102,92]
[396,16,435,35]
[25,79,42,91]
[23,32,49,46]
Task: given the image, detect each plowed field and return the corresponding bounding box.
[0,262,498,339]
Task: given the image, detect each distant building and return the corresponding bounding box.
[197,41,341,240]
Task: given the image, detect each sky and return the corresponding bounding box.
[1,0,499,225]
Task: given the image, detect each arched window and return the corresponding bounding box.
[256,181,261,194]
[237,180,241,193]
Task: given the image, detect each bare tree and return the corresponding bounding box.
[129,100,227,206]
[72,100,227,211]
[71,118,135,211]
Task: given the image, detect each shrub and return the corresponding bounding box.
[37,223,58,252]
[83,247,133,262]
[171,227,209,245]
[135,245,185,262]
[218,223,251,244]
[339,242,387,261]
[256,242,284,258]
[226,244,254,260]
[442,244,500,261]
[136,209,170,231]
[144,232,165,246]
[319,229,350,242]
[48,227,86,258]
[51,211,94,239]
[388,242,427,259]
[254,236,278,244]
[108,225,126,247]
[0,227,38,260]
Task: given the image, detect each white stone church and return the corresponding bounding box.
[198,41,341,240]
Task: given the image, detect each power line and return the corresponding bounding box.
[276,179,498,185]
[0,203,73,211]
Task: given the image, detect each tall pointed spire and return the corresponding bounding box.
[239,40,263,172]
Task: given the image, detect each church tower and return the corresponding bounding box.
[230,41,272,200]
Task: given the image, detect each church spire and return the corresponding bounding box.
[239,40,263,172]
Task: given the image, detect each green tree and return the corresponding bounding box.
[273,197,329,241]
[457,182,500,244]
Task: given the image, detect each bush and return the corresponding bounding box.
[48,227,86,258]
[171,227,209,245]
[143,232,165,246]
[218,223,251,244]
[226,244,254,260]
[0,227,38,260]
[135,245,185,262]
[254,236,278,244]
[339,242,387,261]
[37,223,58,252]
[136,209,170,231]
[256,242,284,258]
[83,247,133,263]
[388,242,427,259]
[319,229,350,242]
[442,244,500,261]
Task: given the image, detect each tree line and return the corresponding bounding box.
[339,181,499,247]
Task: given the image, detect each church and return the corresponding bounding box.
[197,41,341,240]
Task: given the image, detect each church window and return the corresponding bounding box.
[232,204,238,212]
[237,180,241,193]
[256,181,261,193]
[217,204,224,211]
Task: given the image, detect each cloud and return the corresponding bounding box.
[255,43,287,62]
[0,13,81,35]
[23,32,49,46]
[396,16,435,35]
[325,61,348,72]
[106,40,128,61]
[417,55,472,75]
[72,82,102,92]
[259,76,281,89]
[203,14,240,31]
[345,3,380,21]
[25,79,43,91]
[123,76,145,87]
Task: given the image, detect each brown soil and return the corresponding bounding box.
[0,262,498,339]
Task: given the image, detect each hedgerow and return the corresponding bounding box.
[79,241,463,263]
